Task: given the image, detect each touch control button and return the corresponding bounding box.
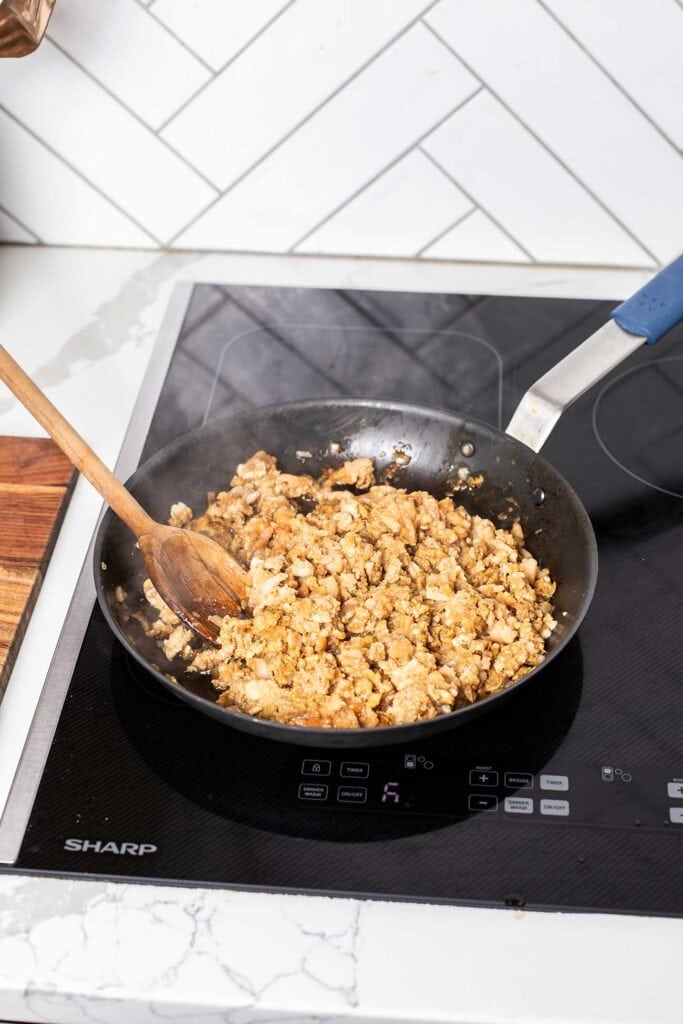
[667,782,683,800]
[540,798,570,816]
[505,772,533,790]
[469,770,499,787]
[340,761,369,779]
[299,783,328,801]
[468,794,498,812]
[540,774,569,792]
[670,808,683,824]
[337,785,367,804]
[504,796,534,814]
[302,759,331,776]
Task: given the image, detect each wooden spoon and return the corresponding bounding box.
[0,345,248,645]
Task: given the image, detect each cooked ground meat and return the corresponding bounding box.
[143,452,557,729]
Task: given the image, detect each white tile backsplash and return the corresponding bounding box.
[48,0,211,130]
[0,0,681,265]
[0,207,36,244]
[426,0,683,263]
[421,209,532,263]
[422,90,655,267]
[175,24,479,251]
[296,149,473,257]
[0,40,217,243]
[150,0,293,73]
[162,0,432,190]
[0,110,154,246]
[543,0,683,149]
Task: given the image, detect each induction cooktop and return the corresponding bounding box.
[1,283,682,916]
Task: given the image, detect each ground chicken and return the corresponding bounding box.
[142,452,556,729]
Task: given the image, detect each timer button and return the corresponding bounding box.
[469,770,499,787]
[302,759,331,776]
[540,773,569,792]
[340,761,369,779]
[667,782,683,800]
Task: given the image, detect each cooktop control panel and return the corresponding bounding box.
[289,753,683,833]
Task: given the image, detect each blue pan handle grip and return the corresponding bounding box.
[611,253,683,343]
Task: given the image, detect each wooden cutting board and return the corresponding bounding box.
[0,437,77,699]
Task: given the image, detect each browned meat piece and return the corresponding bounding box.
[320,457,375,490]
[143,452,556,729]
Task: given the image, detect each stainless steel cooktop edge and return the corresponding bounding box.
[0,282,194,865]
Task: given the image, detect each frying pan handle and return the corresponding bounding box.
[611,253,683,343]
[506,254,683,452]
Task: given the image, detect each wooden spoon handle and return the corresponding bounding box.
[0,345,155,538]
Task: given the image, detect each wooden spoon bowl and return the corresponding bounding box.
[139,523,247,643]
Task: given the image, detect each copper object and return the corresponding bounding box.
[0,0,55,57]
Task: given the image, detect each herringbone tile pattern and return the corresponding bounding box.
[1,0,681,266]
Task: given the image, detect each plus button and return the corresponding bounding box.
[469,769,499,787]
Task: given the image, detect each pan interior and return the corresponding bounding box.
[96,400,597,745]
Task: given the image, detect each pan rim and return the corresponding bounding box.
[93,397,598,745]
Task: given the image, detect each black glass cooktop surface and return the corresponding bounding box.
[5,284,683,914]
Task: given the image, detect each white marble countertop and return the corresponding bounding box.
[0,244,680,1024]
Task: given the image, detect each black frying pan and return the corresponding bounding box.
[95,399,595,748]
[94,257,683,748]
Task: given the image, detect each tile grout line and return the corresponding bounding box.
[415,205,476,257]
[421,18,661,267]
[419,145,536,261]
[155,0,299,133]
[0,104,161,246]
[536,0,683,157]
[164,0,447,244]
[45,36,220,200]
[0,238,656,271]
[0,202,43,244]
[154,76,220,137]
[289,86,484,253]
[214,0,298,72]
[139,3,215,73]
